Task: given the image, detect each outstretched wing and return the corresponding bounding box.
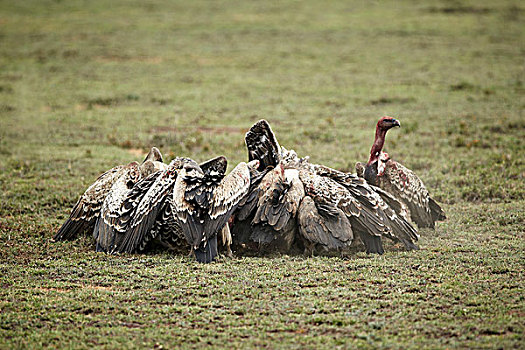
[191,161,251,263]
[97,171,162,253]
[185,156,227,208]
[54,165,125,241]
[199,156,227,177]
[245,119,281,171]
[114,172,163,235]
[172,172,204,250]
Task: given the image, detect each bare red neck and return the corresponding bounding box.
[367,125,388,165]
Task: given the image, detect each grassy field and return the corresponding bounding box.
[0,0,524,348]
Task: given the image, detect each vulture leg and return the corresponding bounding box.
[194,235,218,263]
[219,224,234,258]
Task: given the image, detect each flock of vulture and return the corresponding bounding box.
[53,117,446,263]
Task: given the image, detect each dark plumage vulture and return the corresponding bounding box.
[110,154,258,263]
[93,161,142,252]
[234,163,303,254]
[174,159,259,263]
[54,147,166,243]
[234,119,419,255]
[113,156,229,256]
[112,157,198,254]
[232,121,303,254]
[355,116,446,229]
[90,147,166,252]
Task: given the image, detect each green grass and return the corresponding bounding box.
[0,0,524,348]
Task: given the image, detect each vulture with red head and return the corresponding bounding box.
[355,117,446,229]
[232,120,419,255]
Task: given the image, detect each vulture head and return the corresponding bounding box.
[376,116,400,132]
[368,116,400,166]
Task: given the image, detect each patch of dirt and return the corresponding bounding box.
[95,55,163,64]
[127,148,146,157]
[0,104,15,112]
[85,285,113,291]
[369,96,416,105]
[427,6,492,14]
[120,322,144,328]
[35,287,70,293]
[450,82,477,91]
[150,125,247,134]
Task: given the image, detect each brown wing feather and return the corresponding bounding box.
[116,159,185,253]
[297,195,354,251]
[382,160,440,229]
[245,119,281,171]
[302,165,420,253]
[368,184,411,222]
[298,168,390,254]
[252,167,304,240]
[206,161,251,238]
[94,163,142,252]
[54,165,125,241]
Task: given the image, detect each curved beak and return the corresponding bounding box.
[392,119,401,128]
